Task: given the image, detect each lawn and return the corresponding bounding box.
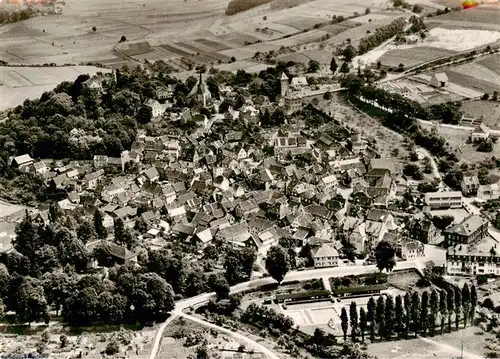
[368,335,469,359]
[431,326,496,357]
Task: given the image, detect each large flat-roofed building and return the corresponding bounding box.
[444,215,489,247]
[424,191,463,209]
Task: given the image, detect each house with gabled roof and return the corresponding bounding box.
[10,154,34,172]
[145,99,164,118]
[312,244,339,268]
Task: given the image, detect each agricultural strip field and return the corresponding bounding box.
[194,38,231,51]
[444,68,500,94]
[0,65,110,111]
[478,53,500,73]
[378,46,457,68]
[431,7,500,24]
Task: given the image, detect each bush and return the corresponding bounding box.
[105,340,120,355]
[416,277,431,287]
[483,298,494,310]
[477,275,489,285]
[486,352,499,358]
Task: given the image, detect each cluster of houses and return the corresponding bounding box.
[5,72,500,277]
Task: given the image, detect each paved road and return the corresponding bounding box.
[148,260,423,358]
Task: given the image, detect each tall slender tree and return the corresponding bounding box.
[376,297,386,339]
[403,292,411,338]
[350,301,358,341]
[410,292,421,337]
[359,307,367,342]
[470,284,477,324]
[461,283,470,328]
[429,290,439,336]
[341,307,349,341]
[385,295,395,339]
[378,312,386,339]
[447,289,455,333]
[454,288,462,330]
[367,296,376,341]
[93,210,107,240]
[395,295,404,338]
[421,291,429,336]
[439,290,447,334]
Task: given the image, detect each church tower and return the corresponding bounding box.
[280,72,289,96]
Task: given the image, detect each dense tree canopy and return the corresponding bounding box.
[265,245,291,283]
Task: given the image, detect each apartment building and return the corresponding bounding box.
[401,240,425,261]
[312,244,339,268]
[447,243,500,276]
[424,191,463,209]
[444,215,489,247]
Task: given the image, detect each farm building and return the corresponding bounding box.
[471,124,491,141]
[430,73,449,88]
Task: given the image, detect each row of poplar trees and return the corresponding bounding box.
[340,283,477,341]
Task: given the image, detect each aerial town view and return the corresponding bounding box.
[0,0,499,357]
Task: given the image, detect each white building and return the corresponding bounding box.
[145,99,164,118]
[401,240,425,261]
[424,191,463,209]
[477,182,500,200]
[312,244,339,268]
[447,243,500,276]
[471,124,490,141]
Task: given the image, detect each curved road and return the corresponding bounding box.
[148,260,423,359]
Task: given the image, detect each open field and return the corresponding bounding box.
[378,46,457,68]
[0,65,110,111]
